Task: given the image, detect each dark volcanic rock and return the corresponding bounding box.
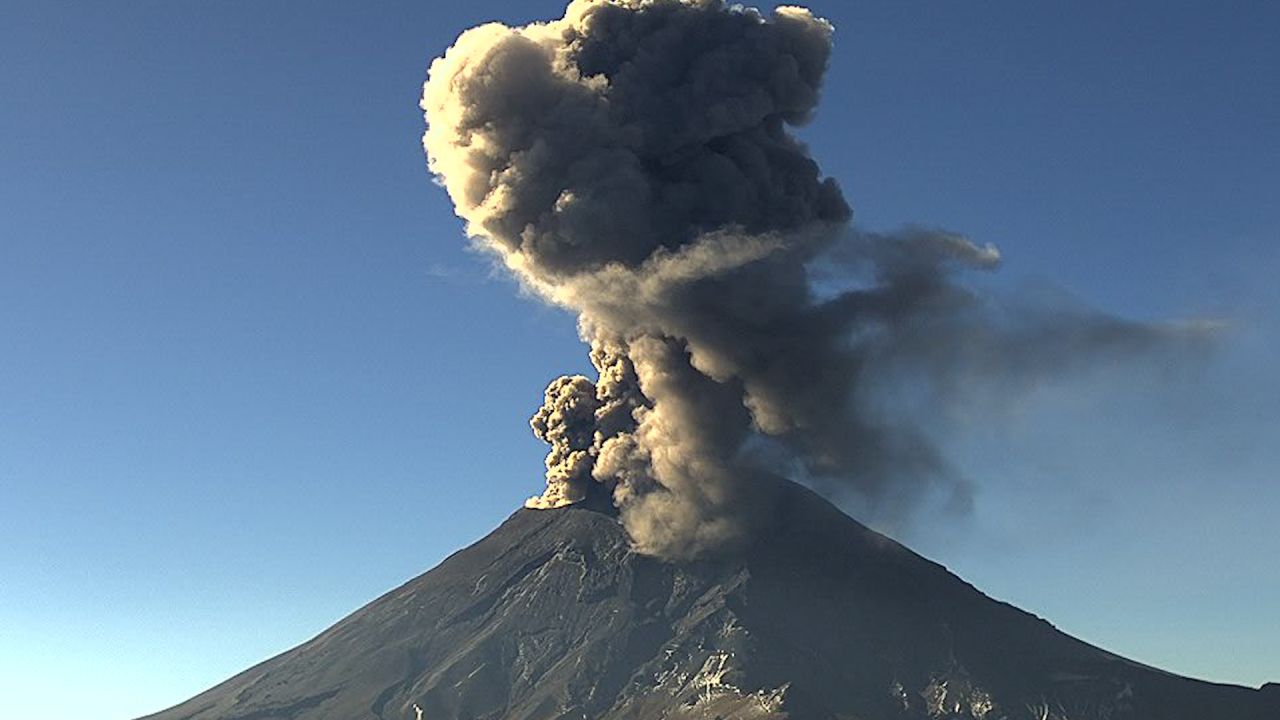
[141,482,1278,720]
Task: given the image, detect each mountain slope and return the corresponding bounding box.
[141,482,1279,720]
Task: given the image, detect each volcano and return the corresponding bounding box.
[140,481,1277,720]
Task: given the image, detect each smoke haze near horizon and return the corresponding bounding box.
[422,0,1207,558]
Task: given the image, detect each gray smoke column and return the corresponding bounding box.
[421,0,1191,558]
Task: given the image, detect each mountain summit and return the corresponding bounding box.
[141,481,1277,720]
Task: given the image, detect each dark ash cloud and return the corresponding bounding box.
[422,0,1204,558]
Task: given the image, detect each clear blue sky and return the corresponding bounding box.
[1,2,1276,718]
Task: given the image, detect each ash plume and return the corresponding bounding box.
[422,0,1200,559]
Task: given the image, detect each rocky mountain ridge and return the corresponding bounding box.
[141,481,1279,720]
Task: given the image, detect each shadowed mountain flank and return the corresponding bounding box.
[141,481,1277,720]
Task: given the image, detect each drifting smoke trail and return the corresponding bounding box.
[422,0,1196,558]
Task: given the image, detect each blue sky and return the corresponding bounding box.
[1,2,1277,718]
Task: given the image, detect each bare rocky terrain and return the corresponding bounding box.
[141,481,1279,720]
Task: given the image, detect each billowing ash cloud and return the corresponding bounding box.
[422,0,1200,559]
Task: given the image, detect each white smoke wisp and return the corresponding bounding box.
[421,0,1200,559]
